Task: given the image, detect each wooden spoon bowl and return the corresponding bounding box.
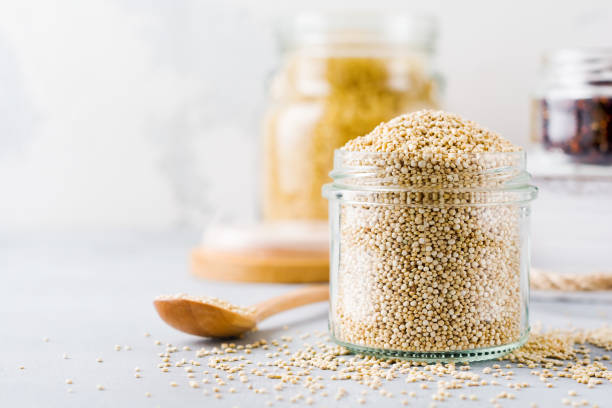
[154,284,329,338]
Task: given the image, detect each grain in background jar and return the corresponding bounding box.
[262,12,441,220]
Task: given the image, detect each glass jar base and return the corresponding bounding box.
[330,330,530,363]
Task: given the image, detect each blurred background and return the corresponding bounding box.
[1,0,611,234]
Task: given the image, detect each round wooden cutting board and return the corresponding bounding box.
[190,222,330,283]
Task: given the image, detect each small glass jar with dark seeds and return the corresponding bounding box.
[532,48,612,165]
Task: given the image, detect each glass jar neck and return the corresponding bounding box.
[269,12,438,100]
[540,48,612,97]
[323,150,537,206]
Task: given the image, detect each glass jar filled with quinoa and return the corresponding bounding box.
[323,110,538,362]
[262,12,441,221]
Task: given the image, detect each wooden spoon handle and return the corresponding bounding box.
[253,284,329,322]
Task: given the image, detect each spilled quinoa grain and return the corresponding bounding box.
[147,325,610,406]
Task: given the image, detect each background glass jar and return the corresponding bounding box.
[262,12,441,221]
[531,48,612,165]
[323,150,538,361]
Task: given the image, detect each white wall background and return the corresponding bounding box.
[1,0,611,231]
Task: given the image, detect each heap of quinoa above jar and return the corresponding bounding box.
[323,110,538,362]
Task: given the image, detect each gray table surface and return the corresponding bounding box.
[1,231,610,408]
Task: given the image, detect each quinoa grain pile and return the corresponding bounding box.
[330,110,530,355]
[343,110,518,154]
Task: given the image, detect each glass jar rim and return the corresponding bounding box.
[278,11,437,52]
[329,149,527,177]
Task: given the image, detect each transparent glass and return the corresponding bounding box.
[323,150,537,362]
[531,48,612,165]
[262,12,441,221]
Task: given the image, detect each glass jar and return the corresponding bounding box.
[323,150,538,361]
[531,48,612,165]
[262,12,441,221]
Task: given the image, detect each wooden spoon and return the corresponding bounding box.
[154,284,329,338]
